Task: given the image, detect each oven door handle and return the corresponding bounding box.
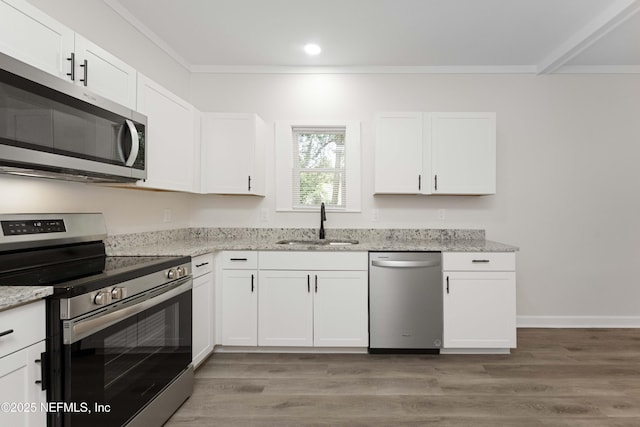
[64,278,192,344]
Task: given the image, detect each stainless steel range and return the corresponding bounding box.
[0,213,193,427]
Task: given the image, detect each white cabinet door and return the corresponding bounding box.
[136,74,199,192]
[431,112,496,194]
[313,271,368,347]
[374,112,426,194]
[0,1,136,108]
[73,34,137,109]
[221,270,257,346]
[0,0,74,80]
[374,111,496,195]
[0,340,46,427]
[443,271,516,348]
[192,272,214,367]
[258,270,313,347]
[201,113,267,195]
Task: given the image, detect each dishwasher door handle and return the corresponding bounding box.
[371,260,440,268]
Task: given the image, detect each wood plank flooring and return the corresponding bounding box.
[165,329,640,426]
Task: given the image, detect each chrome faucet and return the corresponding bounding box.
[319,202,326,239]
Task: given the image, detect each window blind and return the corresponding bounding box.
[292,126,346,209]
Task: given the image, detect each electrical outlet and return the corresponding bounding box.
[372,209,379,222]
[260,208,269,222]
[163,209,172,223]
[437,209,446,220]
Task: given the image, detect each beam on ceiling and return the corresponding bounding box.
[537,0,640,74]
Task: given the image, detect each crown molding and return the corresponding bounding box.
[537,0,640,74]
[189,65,538,74]
[555,65,640,74]
[103,0,191,70]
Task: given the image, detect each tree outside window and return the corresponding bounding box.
[292,127,346,209]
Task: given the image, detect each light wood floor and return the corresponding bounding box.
[166,329,640,426]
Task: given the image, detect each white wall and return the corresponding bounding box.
[189,72,640,321]
[0,175,191,235]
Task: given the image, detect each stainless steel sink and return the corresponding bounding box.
[276,239,358,246]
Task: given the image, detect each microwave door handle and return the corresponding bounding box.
[117,120,140,166]
[123,119,140,166]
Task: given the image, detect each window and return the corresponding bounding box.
[276,120,361,212]
[292,126,346,209]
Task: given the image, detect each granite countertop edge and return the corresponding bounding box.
[107,238,519,257]
[1,238,517,310]
[0,286,53,312]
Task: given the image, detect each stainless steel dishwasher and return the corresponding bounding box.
[369,252,442,353]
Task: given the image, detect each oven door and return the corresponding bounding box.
[61,278,191,427]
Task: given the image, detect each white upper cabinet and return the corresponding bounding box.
[431,112,496,194]
[136,74,200,192]
[373,112,427,194]
[374,112,496,195]
[0,0,136,109]
[73,34,137,110]
[201,113,267,196]
[0,0,74,80]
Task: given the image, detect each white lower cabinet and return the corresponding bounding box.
[312,270,369,347]
[220,252,258,346]
[191,253,214,367]
[0,300,46,427]
[257,252,369,348]
[442,252,516,350]
[258,270,313,347]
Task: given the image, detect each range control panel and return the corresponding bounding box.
[1,219,66,236]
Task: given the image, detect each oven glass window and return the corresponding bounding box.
[65,288,191,427]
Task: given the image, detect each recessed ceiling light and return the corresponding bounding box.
[304,43,322,55]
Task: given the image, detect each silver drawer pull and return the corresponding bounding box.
[472,259,490,263]
[195,262,210,267]
[230,258,248,261]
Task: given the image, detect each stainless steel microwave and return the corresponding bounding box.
[0,51,146,183]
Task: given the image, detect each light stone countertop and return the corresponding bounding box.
[107,237,518,257]
[1,228,517,311]
[0,286,53,312]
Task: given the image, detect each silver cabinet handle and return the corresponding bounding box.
[371,260,440,268]
[79,59,88,86]
[66,52,75,81]
[472,259,490,263]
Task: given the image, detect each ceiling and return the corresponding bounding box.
[105,0,640,74]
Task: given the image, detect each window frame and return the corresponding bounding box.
[275,120,361,212]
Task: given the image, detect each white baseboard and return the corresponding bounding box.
[517,315,640,328]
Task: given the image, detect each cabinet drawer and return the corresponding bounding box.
[191,253,214,277]
[221,251,258,269]
[259,251,368,271]
[0,300,45,358]
[443,252,515,271]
